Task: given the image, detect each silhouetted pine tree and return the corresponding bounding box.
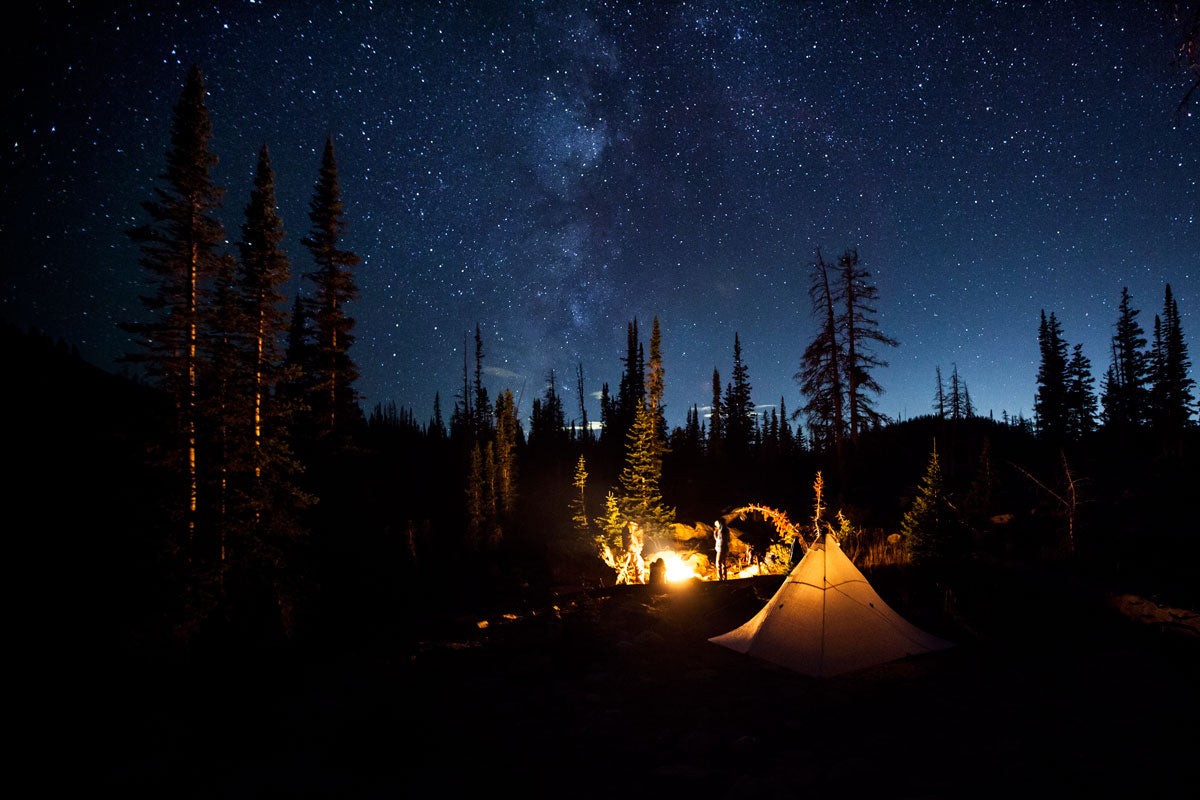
[1065,344,1098,440]
[779,397,794,456]
[1101,288,1149,428]
[302,135,361,436]
[1150,284,1195,438]
[708,368,723,458]
[529,369,566,453]
[613,319,644,445]
[575,362,592,445]
[725,333,755,459]
[837,249,898,442]
[599,382,612,445]
[1035,310,1069,440]
[798,249,845,459]
[933,366,946,418]
[124,65,227,550]
[428,392,447,440]
[471,324,492,440]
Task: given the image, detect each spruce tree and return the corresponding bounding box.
[529,370,565,452]
[901,441,962,568]
[933,366,946,419]
[725,333,755,458]
[1152,284,1196,435]
[125,65,227,546]
[429,392,447,440]
[1065,344,1098,439]
[1035,310,1069,440]
[302,135,361,436]
[570,455,590,539]
[613,319,644,444]
[779,396,794,456]
[646,316,667,443]
[237,144,301,528]
[709,367,723,457]
[1101,288,1149,428]
[472,324,492,440]
[617,400,674,536]
[599,382,612,444]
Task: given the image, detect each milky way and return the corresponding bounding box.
[3,1,1196,429]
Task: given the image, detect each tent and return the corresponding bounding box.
[709,535,952,676]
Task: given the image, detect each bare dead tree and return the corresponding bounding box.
[1009,451,1085,555]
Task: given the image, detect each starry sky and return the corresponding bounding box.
[3,1,1196,430]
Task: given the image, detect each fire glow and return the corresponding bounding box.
[645,549,703,583]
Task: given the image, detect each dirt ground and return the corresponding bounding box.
[91,570,1199,798]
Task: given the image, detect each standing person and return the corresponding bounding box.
[714,519,728,581]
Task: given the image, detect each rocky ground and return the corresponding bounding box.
[93,567,1198,798]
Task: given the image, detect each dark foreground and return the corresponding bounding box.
[87,563,1198,798]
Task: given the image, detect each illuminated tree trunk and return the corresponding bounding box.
[238,144,292,524]
[125,65,226,559]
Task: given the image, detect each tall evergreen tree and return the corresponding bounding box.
[1065,344,1098,439]
[599,382,612,445]
[902,441,961,568]
[493,389,519,518]
[302,135,361,435]
[429,392,447,440]
[837,249,898,442]
[617,400,674,536]
[529,369,566,452]
[725,333,755,458]
[124,65,227,544]
[1151,284,1196,435]
[933,366,946,419]
[778,396,794,456]
[646,316,667,444]
[576,362,591,445]
[613,319,644,444]
[237,145,296,514]
[708,367,723,457]
[1035,310,1069,440]
[797,249,845,459]
[1101,288,1149,428]
[471,324,492,440]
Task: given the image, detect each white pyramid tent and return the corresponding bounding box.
[710,535,951,677]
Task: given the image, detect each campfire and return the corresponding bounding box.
[599,504,803,585]
[644,549,704,583]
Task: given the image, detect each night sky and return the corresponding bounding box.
[4,1,1196,430]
